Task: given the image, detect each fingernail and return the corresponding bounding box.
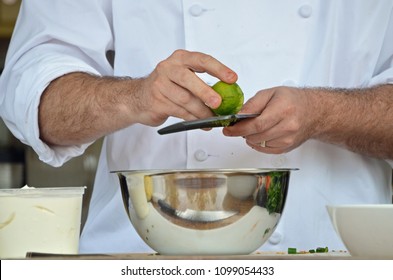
[227,71,237,82]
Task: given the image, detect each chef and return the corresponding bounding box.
[0,0,392,254]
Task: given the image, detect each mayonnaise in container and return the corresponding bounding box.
[0,186,85,259]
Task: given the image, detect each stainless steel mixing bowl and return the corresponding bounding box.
[115,168,294,255]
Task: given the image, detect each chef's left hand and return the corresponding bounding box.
[223,86,318,154]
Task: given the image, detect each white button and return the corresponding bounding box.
[268,232,283,245]
[270,155,287,167]
[189,4,205,17]
[298,4,312,18]
[194,149,208,161]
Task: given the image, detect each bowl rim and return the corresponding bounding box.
[327,204,393,209]
[111,168,298,176]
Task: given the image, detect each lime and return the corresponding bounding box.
[211,81,244,116]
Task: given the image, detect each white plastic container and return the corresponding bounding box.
[0,186,85,259]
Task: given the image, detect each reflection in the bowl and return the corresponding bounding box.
[157,198,238,223]
[115,169,293,255]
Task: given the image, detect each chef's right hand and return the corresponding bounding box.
[134,49,238,126]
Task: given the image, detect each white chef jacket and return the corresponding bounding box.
[0,0,392,254]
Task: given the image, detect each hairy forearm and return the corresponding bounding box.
[309,85,393,159]
[38,51,237,146]
[39,72,141,146]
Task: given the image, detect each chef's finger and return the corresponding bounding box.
[244,118,303,154]
[170,67,224,109]
[238,88,274,114]
[223,110,282,137]
[170,50,237,108]
[246,138,288,154]
[181,51,238,84]
[160,82,216,119]
[245,135,299,154]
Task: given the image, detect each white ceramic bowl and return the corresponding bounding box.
[115,168,294,255]
[327,204,393,258]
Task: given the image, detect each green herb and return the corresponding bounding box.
[316,246,329,253]
[288,247,297,254]
[266,172,285,214]
[287,247,329,254]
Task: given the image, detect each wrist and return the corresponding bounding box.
[303,87,345,141]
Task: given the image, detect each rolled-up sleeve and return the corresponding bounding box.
[0,0,113,167]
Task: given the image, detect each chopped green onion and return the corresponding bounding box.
[287,246,329,255]
[316,246,328,253]
[288,247,297,254]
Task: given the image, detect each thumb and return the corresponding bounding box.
[239,88,274,114]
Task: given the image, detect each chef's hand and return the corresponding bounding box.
[136,50,237,126]
[223,86,316,154]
